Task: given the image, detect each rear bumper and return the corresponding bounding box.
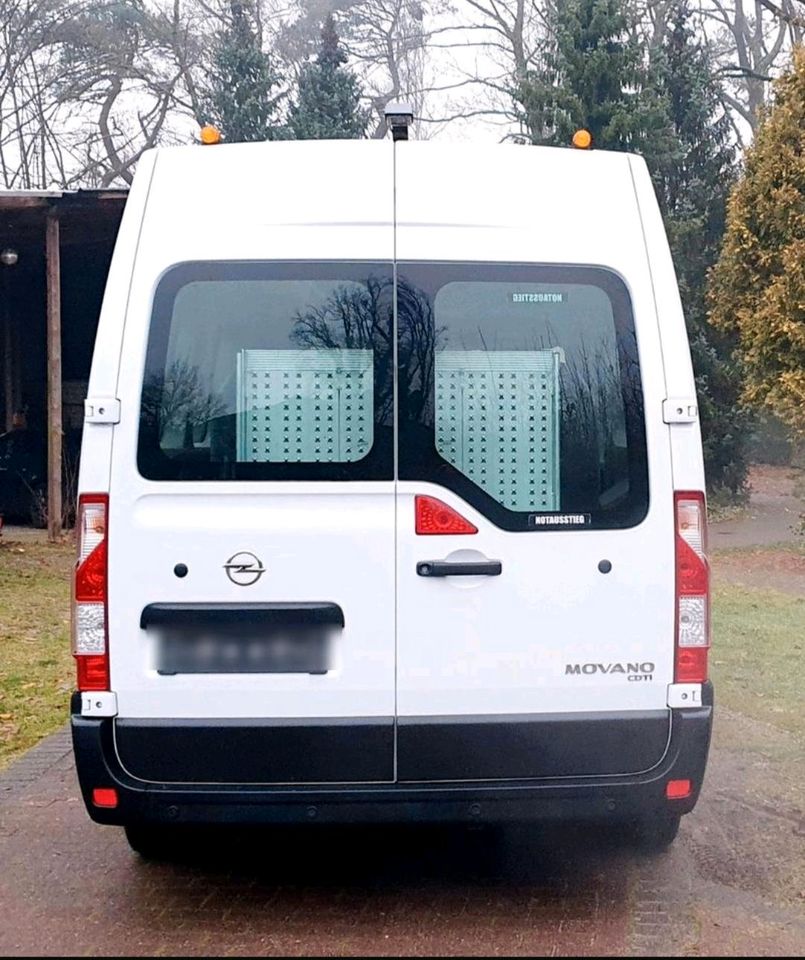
[71,686,713,827]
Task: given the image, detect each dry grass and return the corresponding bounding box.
[711,582,804,738]
[0,537,74,770]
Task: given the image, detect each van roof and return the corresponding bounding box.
[147,138,643,164]
[135,139,650,274]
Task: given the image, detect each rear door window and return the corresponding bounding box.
[397,264,648,530]
[138,262,394,480]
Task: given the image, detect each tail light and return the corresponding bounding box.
[415,495,478,535]
[674,491,710,683]
[72,494,109,691]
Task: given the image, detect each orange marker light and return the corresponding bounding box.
[572,129,592,150]
[199,124,222,146]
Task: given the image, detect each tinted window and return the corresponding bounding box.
[138,262,394,481]
[397,264,648,530]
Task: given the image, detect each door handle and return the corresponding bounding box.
[417,560,502,577]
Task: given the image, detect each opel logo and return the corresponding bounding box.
[224,551,265,587]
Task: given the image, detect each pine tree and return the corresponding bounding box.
[653,2,748,495]
[518,0,749,495]
[652,3,734,266]
[517,0,669,152]
[288,14,368,140]
[553,0,641,147]
[709,47,805,439]
[203,1,285,143]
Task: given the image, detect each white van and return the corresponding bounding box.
[71,138,713,856]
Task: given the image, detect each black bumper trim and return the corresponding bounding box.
[397,710,669,781]
[140,602,345,629]
[71,686,714,826]
[115,716,394,784]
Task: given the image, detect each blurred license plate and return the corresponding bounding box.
[155,625,333,675]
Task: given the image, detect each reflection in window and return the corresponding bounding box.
[138,264,393,481]
[397,266,648,531]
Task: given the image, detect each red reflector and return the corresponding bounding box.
[666,779,692,799]
[415,495,477,535]
[76,654,110,692]
[74,539,107,602]
[675,646,709,684]
[92,787,118,808]
[676,537,708,595]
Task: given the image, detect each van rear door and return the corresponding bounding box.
[107,142,397,785]
[393,144,676,782]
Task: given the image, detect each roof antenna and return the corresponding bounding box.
[384,101,414,142]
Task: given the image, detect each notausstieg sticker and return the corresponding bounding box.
[529,513,591,526]
[510,292,567,303]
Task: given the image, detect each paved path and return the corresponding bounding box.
[0,731,634,957]
[711,464,803,550]
[1,465,802,956]
[0,720,802,957]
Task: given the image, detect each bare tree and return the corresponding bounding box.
[5,0,800,191]
[55,1,198,186]
[408,1,560,141]
[697,0,798,142]
[0,1,204,188]
[0,1,80,188]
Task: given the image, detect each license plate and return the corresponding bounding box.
[155,625,333,675]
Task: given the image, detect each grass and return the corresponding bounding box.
[0,537,74,770]
[711,583,804,738]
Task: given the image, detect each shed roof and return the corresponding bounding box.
[0,188,128,247]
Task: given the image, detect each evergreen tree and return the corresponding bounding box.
[709,47,805,440]
[551,0,642,147]
[203,1,285,143]
[517,0,670,153]
[653,1,749,496]
[288,14,368,140]
[652,2,734,269]
[518,0,748,495]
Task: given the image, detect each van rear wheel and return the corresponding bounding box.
[124,824,174,860]
[631,813,681,852]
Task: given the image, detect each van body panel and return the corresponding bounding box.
[108,488,395,720]
[77,150,156,495]
[628,156,706,492]
[106,143,396,783]
[74,140,711,807]
[395,710,670,782]
[396,481,673,718]
[393,145,675,780]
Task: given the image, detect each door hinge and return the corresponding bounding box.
[80,691,118,717]
[663,398,698,424]
[84,398,120,424]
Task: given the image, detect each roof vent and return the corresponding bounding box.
[384,101,414,142]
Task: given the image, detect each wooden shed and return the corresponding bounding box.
[0,189,127,540]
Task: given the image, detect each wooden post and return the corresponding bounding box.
[46,212,62,542]
[2,280,13,431]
